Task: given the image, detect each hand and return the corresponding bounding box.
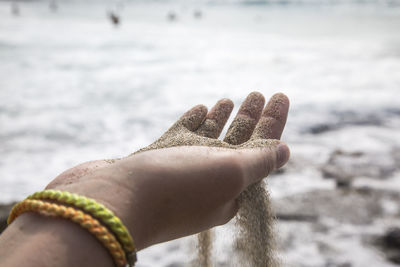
[46,92,289,187]
[131,92,289,266]
[1,93,290,267]
[43,92,290,250]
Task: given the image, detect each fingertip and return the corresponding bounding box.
[249,91,266,103]
[181,104,208,130]
[217,98,234,113]
[219,98,234,105]
[271,92,290,106]
[191,104,208,115]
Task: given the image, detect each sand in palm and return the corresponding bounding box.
[134,92,289,267]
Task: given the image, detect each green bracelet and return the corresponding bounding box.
[27,189,137,266]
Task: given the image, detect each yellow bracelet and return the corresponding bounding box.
[8,199,128,267]
[25,189,137,266]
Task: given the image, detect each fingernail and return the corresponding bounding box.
[276,143,290,168]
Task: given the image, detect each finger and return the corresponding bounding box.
[224,92,265,145]
[251,93,289,140]
[179,104,208,131]
[239,143,290,187]
[196,98,234,138]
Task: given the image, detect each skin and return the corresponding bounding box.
[133,92,289,266]
[0,92,290,267]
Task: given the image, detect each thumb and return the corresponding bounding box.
[238,143,290,187]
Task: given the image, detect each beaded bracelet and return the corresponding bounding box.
[8,199,128,267]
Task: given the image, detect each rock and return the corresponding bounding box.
[374,228,400,264]
[309,124,335,134]
[307,123,339,134]
[166,262,184,267]
[306,110,384,135]
[273,188,400,225]
[335,179,352,189]
[321,149,398,183]
[0,203,16,234]
[325,260,352,267]
[384,228,400,248]
[392,147,400,165]
[276,213,318,222]
[386,108,400,116]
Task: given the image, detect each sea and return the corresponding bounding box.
[1,0,400,266]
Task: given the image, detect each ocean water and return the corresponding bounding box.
[1,1,400,266]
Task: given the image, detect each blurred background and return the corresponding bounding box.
[1,0,400,266]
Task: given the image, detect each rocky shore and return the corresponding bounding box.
[268,145,400,266]
[270,190,400,266]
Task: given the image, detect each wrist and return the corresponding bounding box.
[51,167,150,251]
[0,212,114,267]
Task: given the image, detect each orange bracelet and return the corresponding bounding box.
[8,199,128,267]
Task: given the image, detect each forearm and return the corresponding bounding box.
[0,213,114,267]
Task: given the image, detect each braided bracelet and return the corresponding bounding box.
[26,189,137,265]
[8,199,128,267]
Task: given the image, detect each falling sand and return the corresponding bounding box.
[133,92,287,267]
[235,182,277,267]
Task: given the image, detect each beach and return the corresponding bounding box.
[1,0,400,266]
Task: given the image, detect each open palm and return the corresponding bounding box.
[45,92,289,266]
